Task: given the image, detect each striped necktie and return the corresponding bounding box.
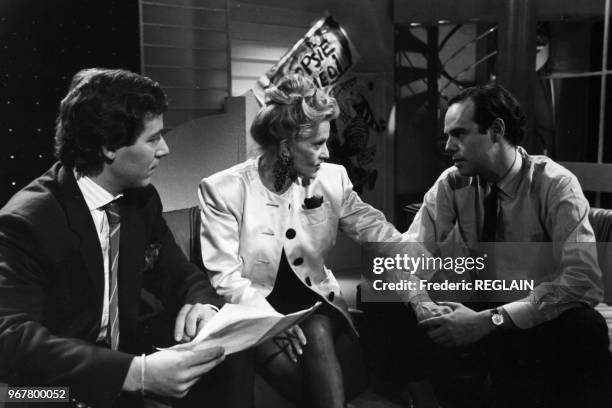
[103,201,121,350]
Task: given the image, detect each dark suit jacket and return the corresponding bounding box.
[0,163,222,407]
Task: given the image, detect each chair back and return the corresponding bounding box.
[590,207,612,303]
[163,206,205,270]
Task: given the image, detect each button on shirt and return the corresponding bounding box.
[75,172,123,343]
[406,147,603,329]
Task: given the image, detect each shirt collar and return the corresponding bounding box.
[74,170,123,211]
[496,147,523,199]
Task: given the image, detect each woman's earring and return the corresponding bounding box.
[274,154,295,192]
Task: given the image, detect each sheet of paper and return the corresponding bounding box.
[170,302,321,355]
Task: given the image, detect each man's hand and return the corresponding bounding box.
[412,301,453,322]
[419,301,494,347]
[273,325,307,363]
[174,303,218,343]
[123,347,225,398]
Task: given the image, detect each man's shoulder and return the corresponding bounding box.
[125,184,162,209]
[436,166,474,191]
[525,153,579,187]
[1,163,64,222]
[527,153,572,175]
[0,164,70,255]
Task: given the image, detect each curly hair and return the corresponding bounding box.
[250,74,340,152]
[54,68,168,175]
[447,83,526,146]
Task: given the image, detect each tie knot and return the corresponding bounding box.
[487,184,500,200]
[103,201,121,225]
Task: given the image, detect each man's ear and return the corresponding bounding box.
[102,146,116,161]
[489,118,506,142]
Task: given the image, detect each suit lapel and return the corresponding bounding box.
[56,166,105,301]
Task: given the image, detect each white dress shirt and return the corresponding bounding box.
[406,147,602,328]
[74,171,123,342]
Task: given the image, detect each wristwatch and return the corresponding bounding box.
[490,308,504,330]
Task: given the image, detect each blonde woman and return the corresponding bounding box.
[199,74,416,407]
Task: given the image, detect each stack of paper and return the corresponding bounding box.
[170,302,321,355]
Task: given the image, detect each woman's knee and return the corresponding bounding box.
[254,340,304,400]
[301,314,335,346]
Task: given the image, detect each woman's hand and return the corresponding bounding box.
[273,325,307,363]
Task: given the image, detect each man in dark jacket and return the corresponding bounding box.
[0,68,251,407]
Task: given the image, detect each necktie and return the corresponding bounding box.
[104,201,121,350]
[473,184,500,302]
[482,184,499,242]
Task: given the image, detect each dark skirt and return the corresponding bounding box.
[263,251,367,399]
[265,250,349,336]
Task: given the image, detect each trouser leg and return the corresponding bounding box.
[487,306,612,408]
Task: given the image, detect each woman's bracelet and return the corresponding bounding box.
[141,353,146,398]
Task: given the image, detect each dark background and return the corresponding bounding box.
[0,0,140,206]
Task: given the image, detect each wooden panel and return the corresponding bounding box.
[142,3,226,29]
[142,25,227,48]
[536,0,604,20]
[231,41,288,61]
[141,0,229,115]
[164,88,228,109]
[144,47,227,69]
[232,78,259,96]
[152,96,249,210]
[231,60,272,77]
[143,0,227,9]
[230,21,306,43]
[228,1,313,99]
[164,108,224,128]
[393,0,605,24]
[228,1,322,98]
[145,67,228,88]
[558,162,612,193]
[230,0,333,13]
[393,0,502,24]
[231,2,318,27]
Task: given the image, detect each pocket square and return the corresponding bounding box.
[144,243,161,270]
[303,195,324,210]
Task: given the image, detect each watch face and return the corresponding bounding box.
[492,313,504,326]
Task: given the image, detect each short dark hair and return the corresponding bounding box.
[54,68,168,175]
[447,83,526,146]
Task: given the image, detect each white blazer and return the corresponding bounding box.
[198,157,404,332]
